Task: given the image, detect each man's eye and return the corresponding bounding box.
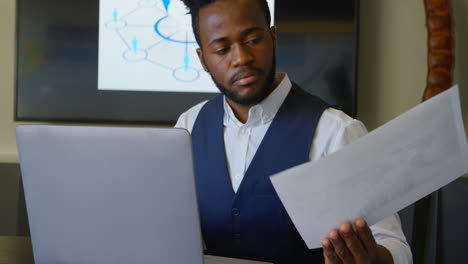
[215,48,229,55]
[247,37,262,44]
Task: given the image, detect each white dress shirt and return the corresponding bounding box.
[175,73,413,263]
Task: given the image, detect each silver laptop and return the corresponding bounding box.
[16,125,204,264]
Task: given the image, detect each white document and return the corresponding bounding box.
[270,85,468,249]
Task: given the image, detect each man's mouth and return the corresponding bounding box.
[231,70,262,86]
[236,75,258,86]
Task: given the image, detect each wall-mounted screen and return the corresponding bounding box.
[98,0,274,93]
[15,0,358,124]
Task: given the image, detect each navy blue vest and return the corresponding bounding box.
[191,84,328,264]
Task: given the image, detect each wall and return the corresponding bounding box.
[358,0,468,133]
[0,0,17,163]
[358,0,427,129]
[453,0,468,124]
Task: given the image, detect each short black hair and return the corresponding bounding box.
[180,0,271,47]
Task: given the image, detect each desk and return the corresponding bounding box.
[0,237,270,264]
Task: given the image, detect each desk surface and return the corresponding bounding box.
[0,236,270,264]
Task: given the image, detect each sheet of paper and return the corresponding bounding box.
[270,85,468,249]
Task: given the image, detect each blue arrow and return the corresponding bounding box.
[163,0,170,13]
[184,32,189,71]
[184,54,189,72]
[113,8,118,23]
[132,36,138,53]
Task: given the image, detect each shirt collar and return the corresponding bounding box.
[223,72,292,127]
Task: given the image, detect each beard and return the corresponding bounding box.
[206,55,276,106]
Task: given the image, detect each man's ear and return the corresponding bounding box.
[270,26,277,51]
[196,48,209,72]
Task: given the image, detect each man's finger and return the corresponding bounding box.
[322,238,343,264]
[355,218,378,255]
[329,229,354,264]
[339,222,367,262]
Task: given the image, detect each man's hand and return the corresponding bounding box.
[322,218,394,264]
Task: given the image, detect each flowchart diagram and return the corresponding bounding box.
[98,0,216,92]
[98,0,274,92]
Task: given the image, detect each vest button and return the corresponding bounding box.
[231,208,240,216]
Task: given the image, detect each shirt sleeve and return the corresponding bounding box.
[174,100,208,132]
[174,100,208,250]
[311,108,413,264]
[371,215,413,264]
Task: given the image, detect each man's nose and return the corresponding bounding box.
[231,43,254,67]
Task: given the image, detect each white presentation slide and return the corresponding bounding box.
[98,0,275,93]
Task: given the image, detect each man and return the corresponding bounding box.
[175,0,412,263]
